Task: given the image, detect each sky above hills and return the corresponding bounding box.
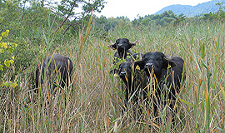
[97,0,211,20]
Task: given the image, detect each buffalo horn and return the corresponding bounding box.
[165,52,173,60]
[129,40,137,45]
[110,40,114,45]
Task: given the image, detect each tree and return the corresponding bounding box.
[161,11,171,18]
[141,17,151,26]
[202,2,225,21]
[216,2,225,20]
[57,0,106,34]
[174,13,186,25]
[216,2,225,12]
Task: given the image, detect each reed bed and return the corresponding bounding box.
[0,20,224,132]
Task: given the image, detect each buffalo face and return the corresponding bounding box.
[110,38,137,59]
[135,52,176,78]
[118,62,133,86]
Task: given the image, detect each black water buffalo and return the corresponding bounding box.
[135,51,185,119]
[110,38,137,74]
[113,53,147,110]
[110,38,137,63]
[36,54,73,92]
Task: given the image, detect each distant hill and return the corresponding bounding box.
[155,0,225,17]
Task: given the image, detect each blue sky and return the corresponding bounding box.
[96,0,211,20]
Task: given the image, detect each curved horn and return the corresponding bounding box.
[139,53,143,60]
[165,52,173,60]
[110,40,114,45]
[129,40,137,45]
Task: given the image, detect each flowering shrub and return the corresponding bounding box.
[0,30,18,88]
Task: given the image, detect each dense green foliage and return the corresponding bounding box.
[0,0,225,132]
[0,30,18,88]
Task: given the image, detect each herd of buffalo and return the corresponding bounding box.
[35,38,186,121]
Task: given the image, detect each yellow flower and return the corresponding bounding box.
[12,56,14,60]
[167,64,171,69]
[136,65,140,70]
[114,73,119,77]
[10,82,18,88]
[2,31,9,37]
[2,43,7,49]
[10,60,14,64]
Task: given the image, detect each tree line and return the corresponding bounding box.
[1,0,225,37]
[0,0,225,83]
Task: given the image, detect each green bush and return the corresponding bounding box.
[0,30,18,88]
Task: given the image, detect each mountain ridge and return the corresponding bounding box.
[155,0,225,17]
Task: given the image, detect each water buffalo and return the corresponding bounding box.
[110,38,137,74]
[36,54,73,92]
[135,51,185,120]
[113,53,148,114]
[110,38,137,63]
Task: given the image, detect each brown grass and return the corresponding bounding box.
[0,21,225,132]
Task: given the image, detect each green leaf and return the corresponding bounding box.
[217,127,225,132]
[179,98,195,108]
[0,65,3,71]
[192,51,202,74]
[8,47,13,53]
[200,43,206,59]
[2,31,9,37]
[11,43,18,48]
[0,48,4,53]
[4,60,11,67]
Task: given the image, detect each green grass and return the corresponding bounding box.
[0,20,225,132]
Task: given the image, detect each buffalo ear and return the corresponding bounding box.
[110,44,116,50]
[128,40,137,49]
[110,69,118,74]
[134,61,145,70]
[129,43,136,49]
[163,59,176,69]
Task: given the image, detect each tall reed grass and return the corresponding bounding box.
[0,20,224,132]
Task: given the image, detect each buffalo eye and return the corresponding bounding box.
[143,58,148,62]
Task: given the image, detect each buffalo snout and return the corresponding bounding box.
[145,62,154,69]
[119,71,126,77]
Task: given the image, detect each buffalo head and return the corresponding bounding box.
[135,52,176,78]
[110,38,137,59]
